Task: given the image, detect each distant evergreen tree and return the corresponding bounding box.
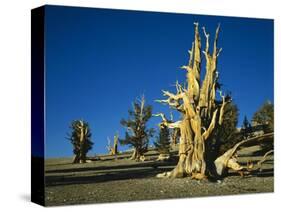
[154,125,170,155]
[241,116,253,139]
[67,120,93,163]
[242,116,251,128]
[119,95,154,161]
[210,102,240,155]
[252,101,274,133]
[170,128,180,146]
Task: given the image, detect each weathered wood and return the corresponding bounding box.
[214,133,273,175]
[155,23,228,179]
[155,23,274,179]
[106,133,119,156]
[257,149,274,170]
[70,120,92,164]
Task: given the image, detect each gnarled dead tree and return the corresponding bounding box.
[106,132,119,155]
[68,120,93,163]
[155,23,273,179]
[155,23,226,179]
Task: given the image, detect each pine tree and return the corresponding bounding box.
[154,125,170,155]
[171,128,180,147]
[154,23,231,178]
[67,120,93,163]
[252,101,274,133]
[119,95,154,161]
[241,116,253,139]
[154,23,273,180]
[211,101,240,155]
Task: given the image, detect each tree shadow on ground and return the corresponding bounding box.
[45,165,173,187]
[45,158,273,187]
[45,160,177,174]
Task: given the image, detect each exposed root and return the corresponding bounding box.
[191,173,207,180]
[156,171,172,178]
[257,150,274,171]
[129,149,136,160]
[226,158,243,171]
[214,133,273,176]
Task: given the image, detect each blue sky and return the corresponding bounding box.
[43,5,273,158]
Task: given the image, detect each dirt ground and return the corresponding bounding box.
[44,156,273,206]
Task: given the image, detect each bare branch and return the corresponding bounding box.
[192,22,201,80]
[167,121,182,129]
[180,65,192,72]
[215,133,274,175]
[212,23,221,58]
[155,98,178,107]
[188,42,195,67]
[257,150,274,168]
[84,126,88,136]
[202,26,209,54]
[175,80,184,94]
[162,90,178,98]
[153,113,182,129]
[155,99,170,104]
[218,91,226,125]
[216,47,222,57]
[153,113,169,122]
[202,109,218,140]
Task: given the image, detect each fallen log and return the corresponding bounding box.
[214,133,273,176]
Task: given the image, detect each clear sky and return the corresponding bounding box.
[43,5,273,158]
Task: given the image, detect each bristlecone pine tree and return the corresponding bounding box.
[68,120,93,163]
[154,125,171,160]
[252,101,274,133]
[106,132,119,155]
[120,95,154,161]
[154,23,263,179]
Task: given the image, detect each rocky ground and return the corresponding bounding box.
[45,156,273,206]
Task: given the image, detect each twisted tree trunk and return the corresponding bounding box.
[71,120,88,164]
[78,121,87,163]
[113,134,118,155]
[72,155,80,164]
[155,23,274,179]
[155,23,227,179]
[129,148,144,161]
